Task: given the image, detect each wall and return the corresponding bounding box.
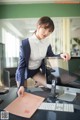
[0,3,80,19]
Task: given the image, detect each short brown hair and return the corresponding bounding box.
[37,16,54,32]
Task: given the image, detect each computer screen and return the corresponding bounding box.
[45,57,80,89]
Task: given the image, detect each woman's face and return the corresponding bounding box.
[36,25,53,40]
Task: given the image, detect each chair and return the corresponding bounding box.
[3,67,17,87]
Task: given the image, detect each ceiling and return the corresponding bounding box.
[0,0,80,4]
[1,18,60,38]
[1,17,80,39]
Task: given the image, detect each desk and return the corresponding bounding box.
[0,87,80,120]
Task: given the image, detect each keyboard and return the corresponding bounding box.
[38,102,74,112]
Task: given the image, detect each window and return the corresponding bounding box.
[2,28,20,57]
[2,28,20,67]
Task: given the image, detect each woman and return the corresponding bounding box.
[16,16,70,96]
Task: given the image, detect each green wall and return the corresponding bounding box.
[0,3,80,19]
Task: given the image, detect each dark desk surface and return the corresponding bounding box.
[0,87,80,120]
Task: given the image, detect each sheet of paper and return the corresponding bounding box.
[4,92,45,118]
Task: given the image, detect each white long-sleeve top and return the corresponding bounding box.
[28,34,50,69]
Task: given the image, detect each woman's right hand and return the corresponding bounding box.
[17,86,25,97]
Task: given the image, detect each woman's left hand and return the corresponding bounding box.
[60,53,71,61]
